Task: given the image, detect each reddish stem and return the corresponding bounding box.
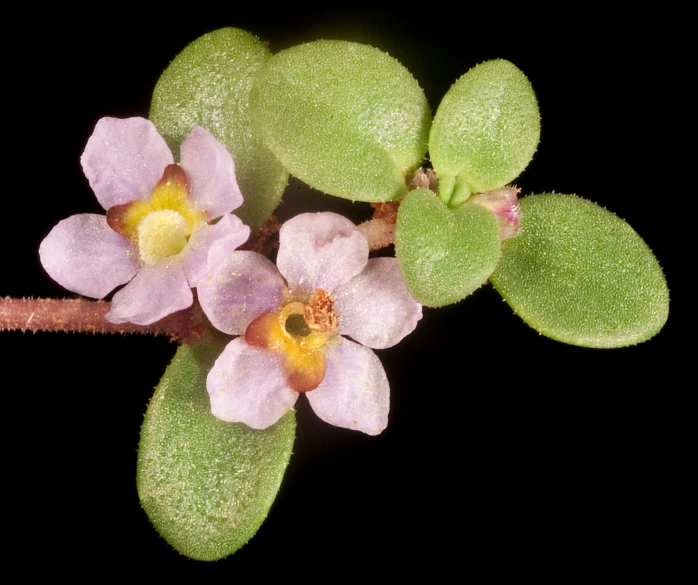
[0,297,203,342]
[358,201,399,251]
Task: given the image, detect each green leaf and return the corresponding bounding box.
[149,28,288,228]
[429,59,540,205]
[137,334,296,561]
[490,194,669,348]
[249,40,431,202]
[395,188,501,307]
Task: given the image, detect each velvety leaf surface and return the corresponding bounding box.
[490,194,669,348]
[249,40,431,202]
[395,189,501,307]
[137,333,296,561]
[149,28,288,228]
[429,59,540,205]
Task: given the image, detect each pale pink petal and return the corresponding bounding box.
[333,258,422,349]
[81,117,174,209]
[179,126,243,218]
[197,251,287,336]
[277,213,369,297]
[182,214,250,286]
[306,338,389,435]
[207,337,299,429]
[206,225,250,276]
[105,259,192,325]
[39,214,138,299]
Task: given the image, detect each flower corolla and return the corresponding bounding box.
[39,117,249,325]
[198,213,422,435]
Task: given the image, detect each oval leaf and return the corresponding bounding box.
[429,59,540,205]
[249,40,431,202]
[137,334,296,561]
[149,28,288,228]
[395,189,501,307]
[490,194,669,348]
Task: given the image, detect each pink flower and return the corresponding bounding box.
[39,117,249,325]
[198,213,422,435]
[470,186,522,239]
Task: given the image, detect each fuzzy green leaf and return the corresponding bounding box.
[249,40,431,202]
[137,334,296,561]
[149,28,288,228]
[395,188,501,307]
[490,194,669,348]
[429,59,540,205]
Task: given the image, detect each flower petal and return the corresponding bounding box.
[306,338,389,435]
[106,259,192,325]
[198,251,287,336]
[276,213,369,297]
[182,214,250,287]
[180,126,243,218]
[334,258,422,349]
[207,337,299,429]
[39,213,138,299]
[81,117,174,209]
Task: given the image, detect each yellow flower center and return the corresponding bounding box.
[106,164,205,264]
[137,209,188,265]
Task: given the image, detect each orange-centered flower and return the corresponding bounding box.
[199,212,423,435]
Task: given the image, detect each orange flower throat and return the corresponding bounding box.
[245,290,339,392]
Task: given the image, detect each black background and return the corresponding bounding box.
[2,7,687,577]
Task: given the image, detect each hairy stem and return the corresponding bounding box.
[358,201,399,251]
[0,297,203,342]
[358,217,395,251]
[240,215,281,256]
